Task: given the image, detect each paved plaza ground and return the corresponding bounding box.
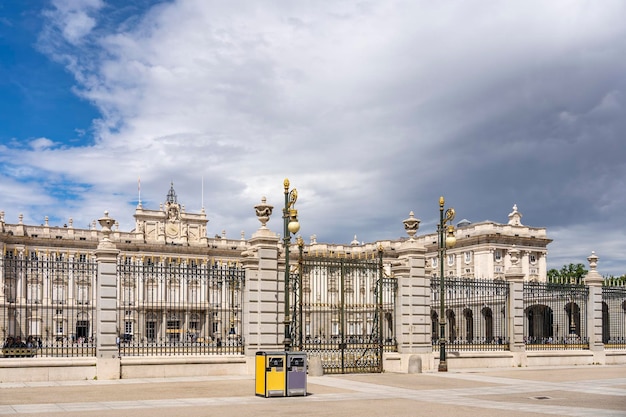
[0,365,625,416]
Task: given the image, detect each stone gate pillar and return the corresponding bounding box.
[243,198,282,359]
[505,246,525,366]
[389,215,429,372]
[583,252,605,363]
[95,211,121,379]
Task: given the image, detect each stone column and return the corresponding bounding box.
[243,198,282,356]
[583,252,605,363]
[505,246,525,366]
[95,211,121,380]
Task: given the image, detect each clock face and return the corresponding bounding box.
[166,223,178,237]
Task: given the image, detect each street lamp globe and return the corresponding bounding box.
[288,209,300,234]
[445,225,456,248]
[288,221,300,234]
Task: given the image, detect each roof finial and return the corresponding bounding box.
[508,204,523,226]
[166,181,177,204]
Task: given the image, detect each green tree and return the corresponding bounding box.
[547,263,588,284]
[603,274,626,286]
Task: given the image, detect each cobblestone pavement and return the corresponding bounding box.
[0,365,625,416]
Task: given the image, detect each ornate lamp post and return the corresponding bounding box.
[438,196,456,372]
[283,178,300,351]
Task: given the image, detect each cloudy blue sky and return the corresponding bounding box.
[0,0,625,275]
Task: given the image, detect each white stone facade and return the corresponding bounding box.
[0,190,550,283]
[417,205,551,282]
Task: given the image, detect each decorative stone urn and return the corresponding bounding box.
[254,197,273,228]
[403,211,421,239]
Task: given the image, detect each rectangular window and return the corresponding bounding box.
[169,285,179,302]
[53,284,66,304]
[146,285,156,303]
[189,286,199,304]
[529,254,537,264]
[447,254,455,266]
[494,250,502,262]
[77,285,89,304]
[5,278,16,303]
[124,286,134,305]
[28,283,41,303]
[29,319,41,337]
[146,321,156,341]
[76,321,89,339]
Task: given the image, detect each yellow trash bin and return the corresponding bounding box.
[255,351,286,397]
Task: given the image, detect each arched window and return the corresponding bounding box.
[463,308,474,343]
[565,302,581,337]
[526,305,553,343]
[601,302,609,344]
[446,309,456,343]
[482,307,494,343]
[431,310,439,342]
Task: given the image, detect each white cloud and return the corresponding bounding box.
[2,0,626,276]
[45,0,104,45]
[29,137,56,151]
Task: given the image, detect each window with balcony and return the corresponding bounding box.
[464,251,472,263]
[77,284,90,305]
[52,283,66,304]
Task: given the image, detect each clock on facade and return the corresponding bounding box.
[166,223,178,237]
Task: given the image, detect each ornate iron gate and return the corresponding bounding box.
[291,249,392,374]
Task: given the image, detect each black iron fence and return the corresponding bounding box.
[117,256,245,356]
[431,277,509,351]
[602,284,626,349]
[523,281,589,349]
[3,248,623,362]
[1,251,97,357]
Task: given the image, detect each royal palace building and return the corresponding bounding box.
[0,183,552,363]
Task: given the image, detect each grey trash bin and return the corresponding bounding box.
[285,352,307,396]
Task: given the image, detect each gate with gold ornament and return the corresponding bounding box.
[290,248,396,374]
